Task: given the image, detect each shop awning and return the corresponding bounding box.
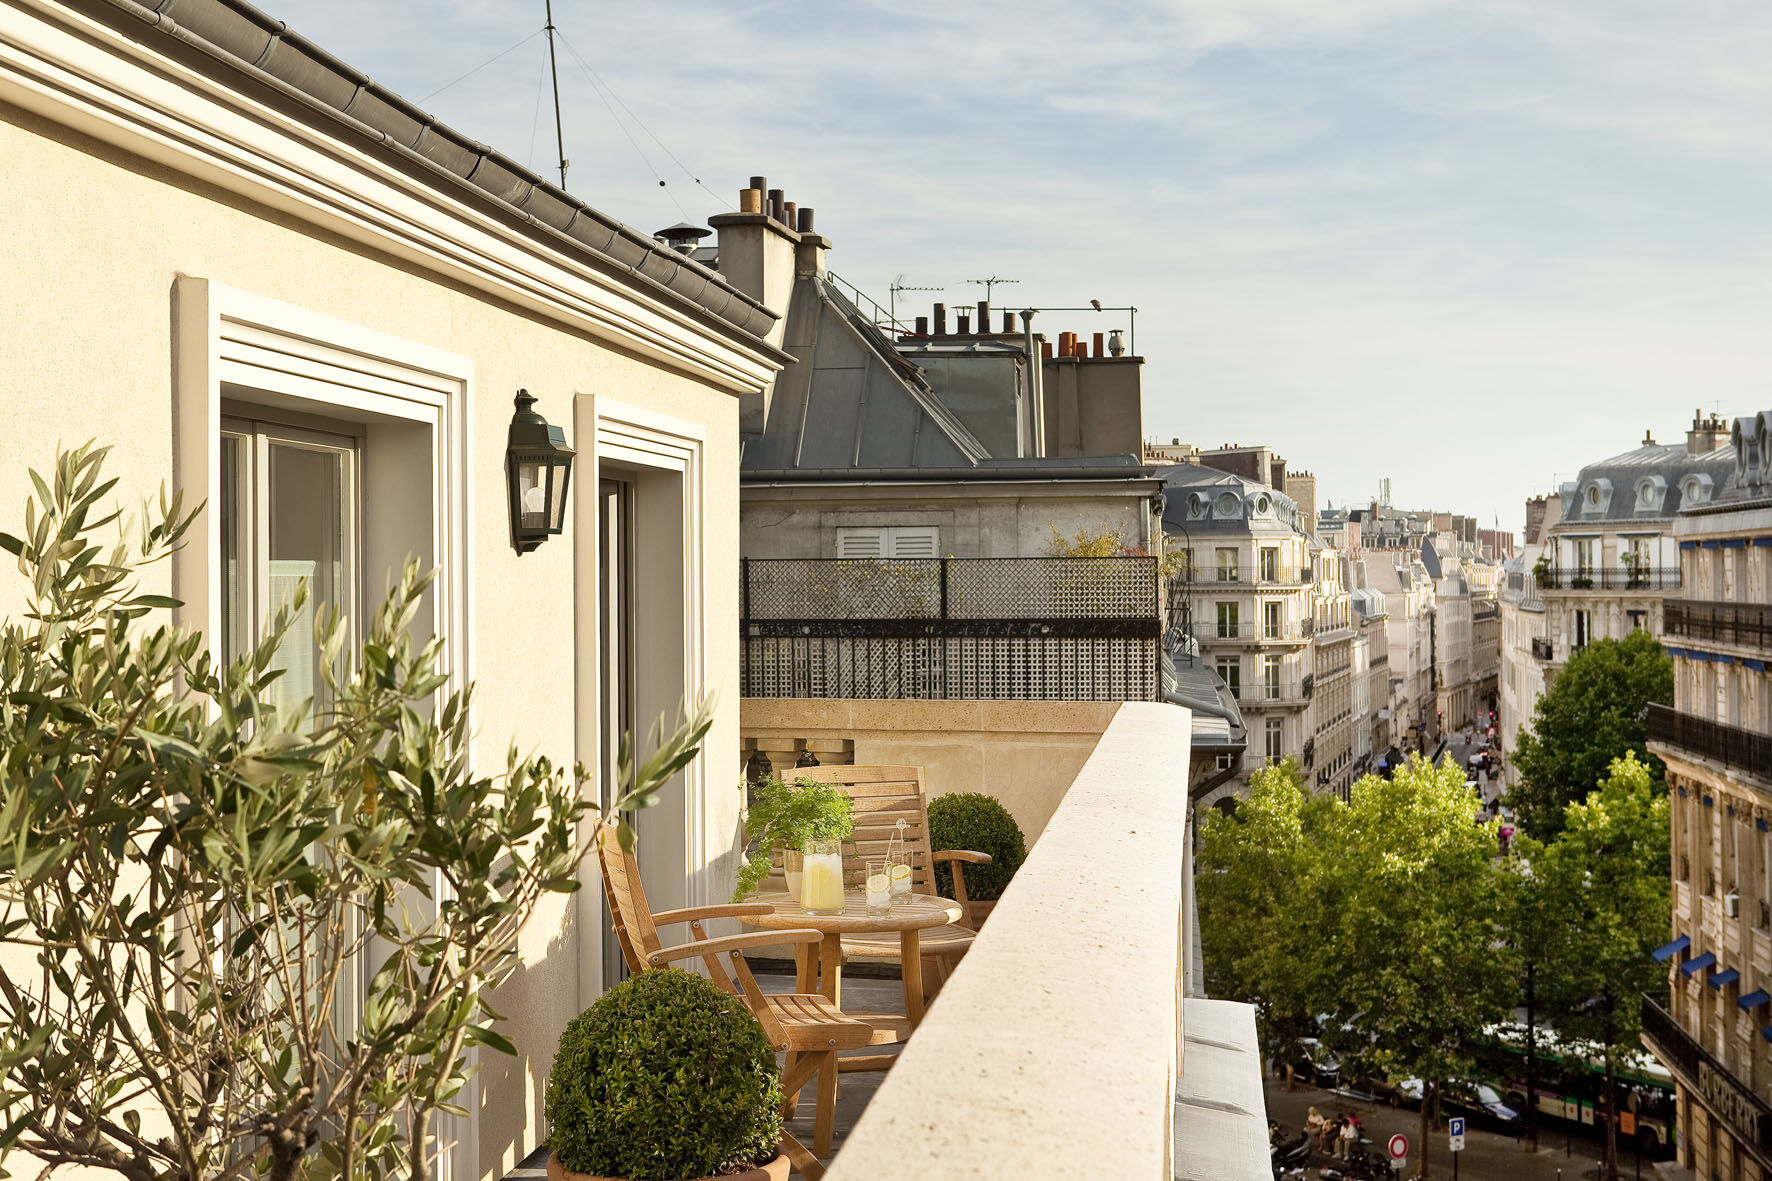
[1761,1024,1772,1044]
[1652,935,1691,962]
[1681,952,1717,976]
[1709,967,1741,990]
[1739,989,1770,1011]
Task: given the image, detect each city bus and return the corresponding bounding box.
[1480,1023,1676,1157]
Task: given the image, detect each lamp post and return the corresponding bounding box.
[506,390,575,553]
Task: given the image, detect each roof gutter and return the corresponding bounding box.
[81,0,788,361]
[742,467,1162,483]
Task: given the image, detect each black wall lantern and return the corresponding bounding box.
[507,389,575,553]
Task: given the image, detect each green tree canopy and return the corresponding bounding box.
[1198,757,1517,1177]
[1529,753,1670,1177]
[1196,759,1335,1062]
[1510,630,1672,839]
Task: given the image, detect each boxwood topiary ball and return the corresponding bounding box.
[927,792,1026,902]
[545,969,782,1180]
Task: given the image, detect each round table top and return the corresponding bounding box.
[740,890,961,934]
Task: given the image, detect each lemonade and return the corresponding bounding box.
[800,847,845,915]
[889,862,913,901]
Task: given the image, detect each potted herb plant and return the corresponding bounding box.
[545,969,788,1181]
[732,773,854,901]
[927,792,1027,926]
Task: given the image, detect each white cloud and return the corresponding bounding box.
[266,0,1772,531]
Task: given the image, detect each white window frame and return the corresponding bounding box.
[173,278,476,1178]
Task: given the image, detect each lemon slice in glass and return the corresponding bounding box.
[866,873,890,894]
[889,864,912,883]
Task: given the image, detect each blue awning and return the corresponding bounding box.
[1710,967,1741,990]
[1739,989,1770,1011]
[1683,952,1718,976]
[1653,935,1691,962]
[1761,1024,1772,1044]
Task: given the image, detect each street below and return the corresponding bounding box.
[1264,1074,1669,1181]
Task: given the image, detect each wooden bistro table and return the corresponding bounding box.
[741,890,962,1031]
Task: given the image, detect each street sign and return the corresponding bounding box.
[1448,1115,1466,1152]
[1388,1133,1408,1159]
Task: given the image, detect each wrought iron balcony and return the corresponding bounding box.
[740,556,1160,701]
[1533,565,1680,591]
[1185,565,1313,586]
[1202,621,1312,644]
[1646,703,1772,781]
[1232,680,1312,706]
[1664,599,1772,650]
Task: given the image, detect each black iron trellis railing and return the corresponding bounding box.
[740,556,1161,701]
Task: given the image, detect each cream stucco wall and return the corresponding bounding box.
[1,89,754,1180]
[741,697,1131,841]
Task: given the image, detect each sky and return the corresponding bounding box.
[271,0,1772,536]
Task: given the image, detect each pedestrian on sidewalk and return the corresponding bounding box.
[1336,1115,1358,1160]
[1305,1106,1325,1144]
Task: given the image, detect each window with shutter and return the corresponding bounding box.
[836,526,939,558]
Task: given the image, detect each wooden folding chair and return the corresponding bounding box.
[783,765,991,1007]
[595,826,897,1176]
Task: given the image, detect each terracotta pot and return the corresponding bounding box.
[547,1148,790,1181]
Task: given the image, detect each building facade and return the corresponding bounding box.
[1160,464,1313,805]
[1645,410,1772,1181]
[1538,416,1735,676]
[1308,542,1357,797]
[0,4,797,1176]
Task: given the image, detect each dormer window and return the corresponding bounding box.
[1681,474,1714,507]
[1187,492,1206,520]
[1254,494,1272,515]
[1215,491,1241,518]
[1633,477,1665,512]
[1580,478,1613,515]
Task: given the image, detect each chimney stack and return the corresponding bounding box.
[976,301,990,335]
[1003,310,1015,333]
[1689,409,1728,456]
[915,315,928,335]
[796,207,815,233]
[956,313,971,334]
[767,189,784,221]
[933,303,947,335]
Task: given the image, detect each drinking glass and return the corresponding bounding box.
[865,860,892,916]
[889,857,913,902]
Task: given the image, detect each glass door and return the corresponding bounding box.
[599,476,636,985]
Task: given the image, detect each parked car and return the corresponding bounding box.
[1288,1038,1341,1088]
[1385,1078,1521,1133]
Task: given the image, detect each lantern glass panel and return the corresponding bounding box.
[517,460,546,530]
[548,459,572,531]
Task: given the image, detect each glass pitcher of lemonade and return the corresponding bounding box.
[799,838,846,916]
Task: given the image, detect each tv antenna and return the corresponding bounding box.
[967,276,1019,302]
[889,275,944,329]
[543,0,568,188]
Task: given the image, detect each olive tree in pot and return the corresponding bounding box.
[544,970,788,1181]
[0,444,713,1181]
[731,772,853,901]
[927,792,1027,925]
